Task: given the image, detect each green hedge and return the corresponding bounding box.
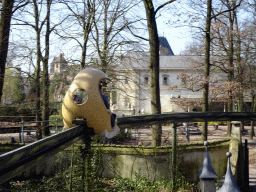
[0,102,61,117]
[0,105,35,116]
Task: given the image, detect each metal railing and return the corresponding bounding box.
[0,119,63,143]
[117,112,256,129]
[0,125,84,184]
[0,112,256,185]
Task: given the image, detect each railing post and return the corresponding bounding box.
[55,118,58,133]
[229,121,241,183]
[186,123,190,142]
[231,121,241,143]
[199,141,218,192]
[217,152,241,192]
[172,123,178,191]
[243,139,249,191]
[21,121,24,144]
[72,119,94,192]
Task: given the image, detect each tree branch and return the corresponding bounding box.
[13,0,30,14]
[127,26,148,41]
[155,0,176,14]
[211,0,242,19]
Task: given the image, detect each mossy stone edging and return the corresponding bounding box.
[89,139,230,155]
[0,143,25,154]
[0,139,230,156]
[93,139,229,182]
[0,139,230,183]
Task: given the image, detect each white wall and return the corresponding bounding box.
[114,68,203,115]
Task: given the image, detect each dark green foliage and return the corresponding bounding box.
[0,104,35,116]
[11,174,69,192]
[0,102,61,118]
[49,114,63,127]
[49,65,80,100]
[0,105,18,116]
[10,145,197,192]
[49,101,62,114]
[11,172,197,191]
[90,129,132,144]
[111,129,132,143]
[2,76,25,104]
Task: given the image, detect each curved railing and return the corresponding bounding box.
[1,112,256,184]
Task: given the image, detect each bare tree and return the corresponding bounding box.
[238,1,256,138]
[142,0,176,146]
[0,0,14,103]
[210,0,243,136]
[176,0,242,141]
[60,0,96,69]
[42,0,53,136]
[200,0,212,142]
[91,0,141,75]
[12,0,59,137]
[246,0,256,138]
[0,0,28,103]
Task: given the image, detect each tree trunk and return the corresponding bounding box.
[42,0,51,137]
[80,0,93,69]
[201,0,212,142]
[0,0,14,103]
[101,0,109,74]
[143,0,162,146]
[250,94,256,139]
[81,33,89,69]
[33,0,42,138]
[234,10,245,132]
[227,1,235,137]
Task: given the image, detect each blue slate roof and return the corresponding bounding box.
[117,51,204,70]
[159,36,174,56]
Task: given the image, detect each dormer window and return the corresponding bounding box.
[124,97,130,108]
[163,75,168,85]
[144,76,149,84]
[125,77,128,84]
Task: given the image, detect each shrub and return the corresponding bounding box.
[49,115,63,126]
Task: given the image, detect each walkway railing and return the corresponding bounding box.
[117,112,256,128]
[0,125,85,184]
[0,112,255,186]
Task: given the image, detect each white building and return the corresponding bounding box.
[113,37,213,116]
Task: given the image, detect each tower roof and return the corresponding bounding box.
[55,54,67,64]
[50,54,68,74]
[159,36,174,56]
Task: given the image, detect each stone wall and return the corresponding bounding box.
[0,139,230,183]
[0,143,24,155]
[94,139,230,183]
